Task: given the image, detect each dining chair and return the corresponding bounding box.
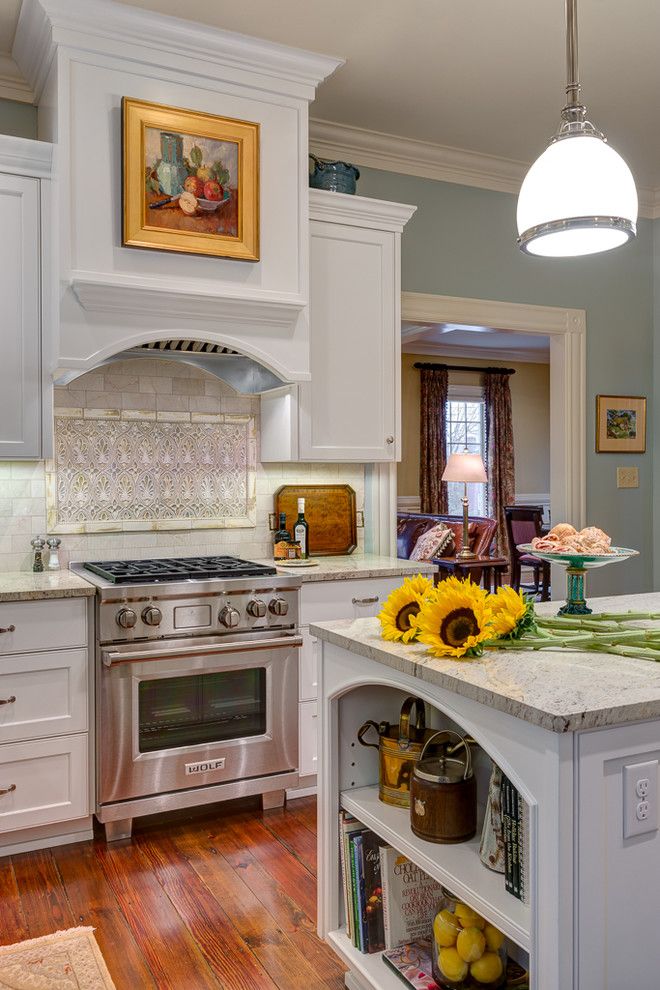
[504,505,551,601]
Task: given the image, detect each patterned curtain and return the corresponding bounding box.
[484,372,515,556]
[419,367,449,514]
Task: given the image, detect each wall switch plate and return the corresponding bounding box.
[617,467,639,489]
[623,760,658,838]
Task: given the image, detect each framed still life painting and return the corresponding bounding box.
[596,394,647,452]
[122,98,259,261]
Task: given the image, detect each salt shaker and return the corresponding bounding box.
[30,535,46,573]
[46,537,62,571]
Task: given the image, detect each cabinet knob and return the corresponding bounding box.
[386,435,395,444]
[0,625,15,634]
[0,696,16,706]
[0,784,16,797]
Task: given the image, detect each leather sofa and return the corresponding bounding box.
[397,512,498,561]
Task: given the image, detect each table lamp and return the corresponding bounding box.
[442,451,488,559]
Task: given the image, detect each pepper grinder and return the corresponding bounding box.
[46,537,62,571]
[30,536,46,573]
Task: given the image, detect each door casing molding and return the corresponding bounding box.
[368,291,586,556]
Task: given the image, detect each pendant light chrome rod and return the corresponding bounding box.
[565,0,580,107]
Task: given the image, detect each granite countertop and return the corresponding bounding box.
[0,571,96,602]
[310,592,660,733]
[255,554,436,583]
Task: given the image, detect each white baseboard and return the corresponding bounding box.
[286,781,317,800]
[0,819,94,858]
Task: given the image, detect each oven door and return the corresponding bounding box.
[98,632,301,805]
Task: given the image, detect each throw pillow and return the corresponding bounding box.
[410,523,455,561]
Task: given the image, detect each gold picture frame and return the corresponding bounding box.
[596,394,647,453]
[122,98,259,261]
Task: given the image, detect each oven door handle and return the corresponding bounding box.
[102,635,304,667]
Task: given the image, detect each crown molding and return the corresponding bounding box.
[0,54,34,103]
[309,188,416,231]
[310,118,657,221]
[14,0,344,102]
[0,133,52,178]
[402,340,549,364]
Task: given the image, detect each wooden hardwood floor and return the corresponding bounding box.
[0,796,347,990]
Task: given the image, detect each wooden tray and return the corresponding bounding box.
[274,485,357,556]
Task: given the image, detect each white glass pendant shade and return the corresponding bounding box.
[517,134,638,257]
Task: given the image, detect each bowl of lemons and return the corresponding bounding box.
[432,898,507,989]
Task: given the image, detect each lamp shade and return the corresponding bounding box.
[517,134,638,257]
[442,452,488,484]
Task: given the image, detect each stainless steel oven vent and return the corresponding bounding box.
[98,339,286,394]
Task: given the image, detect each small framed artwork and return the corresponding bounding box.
[122,97,259,261]
[596,394,647,453]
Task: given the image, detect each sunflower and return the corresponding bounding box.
[489,585,537,640]
[378,574,434,643]
[415,577,493,659]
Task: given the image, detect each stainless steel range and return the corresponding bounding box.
[71,555,301,841]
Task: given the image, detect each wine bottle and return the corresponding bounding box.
[293,498,309,559]
[274,512,290,545]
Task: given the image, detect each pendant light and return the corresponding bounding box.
[517,0,637,257]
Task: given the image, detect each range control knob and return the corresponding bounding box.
[269,597,289,617]
[142,606,162,627]
[219,605,241,629]
[116,608,137,629]
[247,599,267,618]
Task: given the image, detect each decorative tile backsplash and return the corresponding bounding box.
[47,411,256,532]
[0,357,365,571]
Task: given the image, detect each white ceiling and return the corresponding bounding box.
[401,324,550,364]
[3,0,660,189]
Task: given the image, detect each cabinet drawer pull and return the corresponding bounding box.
[0,626,15,634]
[0,696,16,706]
[352,596,379,606]
[0,784,16,797]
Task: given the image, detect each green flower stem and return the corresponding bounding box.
[574,611,660,622]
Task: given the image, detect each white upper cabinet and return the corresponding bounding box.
[261,190,415,463]
[0,138,52,460]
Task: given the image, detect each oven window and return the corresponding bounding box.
[138,668,267,753]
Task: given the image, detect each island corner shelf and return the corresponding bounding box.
[327,928,405,990]
[341,784,531,953]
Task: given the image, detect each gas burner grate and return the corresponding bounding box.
[83,555,277,584]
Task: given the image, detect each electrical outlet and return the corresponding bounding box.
[623,760,658,838]
[617,467,639,489]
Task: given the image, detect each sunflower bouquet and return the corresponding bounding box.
[378,575,660,662]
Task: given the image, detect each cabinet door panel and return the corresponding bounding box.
[301,221,397,461]
[0,734,88,833]
[0,173,40,459]
[0,649,88,743]
[300,629,319,701]
[299,700,318,777]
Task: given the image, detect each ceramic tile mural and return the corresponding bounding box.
[0,357,365,571]
[47,411,256,533]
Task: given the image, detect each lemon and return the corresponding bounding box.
[470,951,504,984]
[484,923,505,952]
[438,947,469,982]
[454,902,486,930]
[433,909,460,947]
[456,926,486,963]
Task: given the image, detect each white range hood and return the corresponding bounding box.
[13,0,343,384]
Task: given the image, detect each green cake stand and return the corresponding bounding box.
[517,545,639,615]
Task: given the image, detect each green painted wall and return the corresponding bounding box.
[357,167,654,595]
[0,98,37,139]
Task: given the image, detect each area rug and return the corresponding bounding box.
[0,927,116,990]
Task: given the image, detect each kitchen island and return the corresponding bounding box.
[312,592,660,990]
